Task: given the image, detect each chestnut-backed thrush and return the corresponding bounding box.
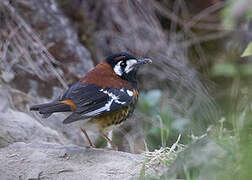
[30,52,152,148]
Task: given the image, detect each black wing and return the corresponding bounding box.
[61,82,134,124]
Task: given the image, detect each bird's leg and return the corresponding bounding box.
[81,128,95,148]
[107,130,113,148]
[101,132,118,150]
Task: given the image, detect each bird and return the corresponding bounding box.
[30,52,152,149]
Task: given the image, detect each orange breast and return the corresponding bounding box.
[81,61,134,89]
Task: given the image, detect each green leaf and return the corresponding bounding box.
[241,42,252,57]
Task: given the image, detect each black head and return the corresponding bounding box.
[106,52,152,85]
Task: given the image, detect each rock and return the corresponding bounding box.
[0,109,66,147]
[1,0,94,98]
[37,112,96,147]
[15,0,94,79]
[0,142,146,180]
[0,87,9,112]
[0,85,93,147]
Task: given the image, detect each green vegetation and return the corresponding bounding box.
[139,89,252,179]
[242,42,252,57]
[138,1,252,178]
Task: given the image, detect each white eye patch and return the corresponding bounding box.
[113,61,123,76]
[125,59,137,73]
[113,59,137,76]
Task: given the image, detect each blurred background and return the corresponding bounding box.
[0,0,251,179]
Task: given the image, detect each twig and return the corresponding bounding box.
[184,1,226,30]
[181,31,231,47]
[152,1,184,26]
[2,1,68,89]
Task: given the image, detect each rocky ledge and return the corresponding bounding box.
[0,142,146,180]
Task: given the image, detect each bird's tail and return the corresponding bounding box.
[30,101,72,118]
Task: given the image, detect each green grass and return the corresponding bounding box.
[137,2,252,179]
[138,89,252,180]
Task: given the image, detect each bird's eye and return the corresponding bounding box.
[120,61,126,68]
